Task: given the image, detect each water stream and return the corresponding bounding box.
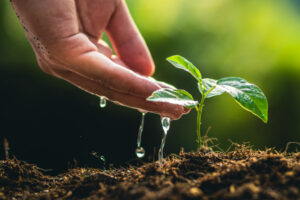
[158,117,171,164]
[135,113,146,158]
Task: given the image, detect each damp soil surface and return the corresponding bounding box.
[1,145,300,200]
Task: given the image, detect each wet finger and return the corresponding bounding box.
[55,69,186,120]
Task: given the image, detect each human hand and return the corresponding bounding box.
[11,0,189,119]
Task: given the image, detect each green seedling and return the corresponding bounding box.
[147,55,268,148]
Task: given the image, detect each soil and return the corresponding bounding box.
[0,145,300,200]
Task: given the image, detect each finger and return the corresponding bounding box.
[74,0,115,39]
[151,79,190,113]
[51,34,186,116]
[148,77,177,90]
[93,40,129,68]
[106,0,155,76]
[54,69,185,120]
[49,33,189,116]
[72,50,156,99]
[90,38,134,71]
[111,55,127,67]
[50,33,152,97]
[95,40,114,58]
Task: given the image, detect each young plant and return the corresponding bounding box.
[147,55,268,148]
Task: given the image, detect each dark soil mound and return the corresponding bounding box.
[0,145,299,200]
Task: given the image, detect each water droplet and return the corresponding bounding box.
[162,117,170,133]
[135,147,145,158]
[99,97,107,108]
[158,117,171,164]
[91,151,106,162]
[100,155,106,162]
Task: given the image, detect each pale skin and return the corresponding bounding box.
[11,0,189,119]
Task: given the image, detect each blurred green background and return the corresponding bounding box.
[0,0,299,171]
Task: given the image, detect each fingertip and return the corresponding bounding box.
[168,104,186,121]
[138,59,155,77]
[184,107,191,114]
[112,34,155,77]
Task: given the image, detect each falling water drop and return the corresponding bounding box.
[91,151,106,163]
[158,117,171,164]
[135,147,145,158]
[162,117,171,133]
[135,113,146,158]
[99,97,107,108]
[100,155,106,162]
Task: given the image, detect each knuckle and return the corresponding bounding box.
[37,59,53,75]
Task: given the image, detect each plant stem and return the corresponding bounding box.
[197,96,205,149]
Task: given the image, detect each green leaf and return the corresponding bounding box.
[198,78,225,98]
[167,55,202,82]
[216,77,268,123]
[147,88,198,108]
